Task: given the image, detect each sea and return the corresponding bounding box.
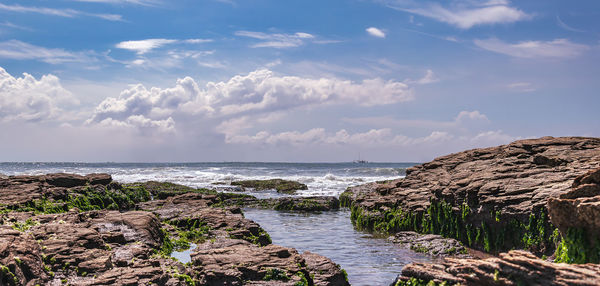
[0,162,435,285]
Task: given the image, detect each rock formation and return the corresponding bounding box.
[342,137,600,253]
[0,174,349,286]
[393,250,600,286]
[231,179,308,194]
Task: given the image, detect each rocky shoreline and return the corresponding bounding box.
[2,136,600,285]
[340,136,600,285]
[0,174,349,285]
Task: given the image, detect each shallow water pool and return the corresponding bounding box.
[242,209,437,286]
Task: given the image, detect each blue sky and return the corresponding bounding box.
[0,0,598,162]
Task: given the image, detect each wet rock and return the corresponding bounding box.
[85,173,113,186]
[0,226,47,285]
[271,196,340,211]
[389,231,470,258]
[548,168,600,255]
[0,173,114,207]
[343,137,600,253]
[301,251,350,286]
[44,173,88,188]
[395,250,600,286]
[0,176,349,286]
[231,179,308,194]
[191,238,308,285]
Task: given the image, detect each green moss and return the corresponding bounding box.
[0,264,18,286]
[293,271,309,286]
[339,191,353,208]
[554,227,600,264]
[231,179,307,194]
[349,199,556,254]
[394,277,449,286]
[173,273,196,286]
[340,267,349,282]
[2,185,153,214]
[410,245,429,253]
[263,268,290,281]
[11,218,40,232]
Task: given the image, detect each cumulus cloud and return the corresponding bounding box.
[88,68,413,128]
[456,110,488,122]
[86,69,413,134]
[0,67,78,122]
[382,0,530,29]
[225,128,453,147]
[366,27,386,38]
[0,40,93,64]
[474,38,589,59]
[235,31,316,48]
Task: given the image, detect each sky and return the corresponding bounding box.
[0,0,599,162]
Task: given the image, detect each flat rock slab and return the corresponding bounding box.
[231,179,308,194]
[389,231,470,258]
[395,250,600,286]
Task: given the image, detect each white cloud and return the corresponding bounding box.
[115,39,178,54]
[235,31,317,48]
[556,16,585,33]
[87,69,414,132]
[0,67,78,122]
[405,69,438,84]
[71,0,161,6]
[366,27,386,38]
[382,0,530,29]
[507,82,535,92]
[0,3,122,21]
[456,110,488,122]
[97,115,175,134]
[225,127,454,147]
[0,40,92,64]
[474,38,589,59]
[115,38,212,54]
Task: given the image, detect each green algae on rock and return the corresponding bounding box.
[0,173,350,285]
[231,179,308,194]
[342,137,600,255]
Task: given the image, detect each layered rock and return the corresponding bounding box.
[548,168,600,263]
[0,174,349,285]
[394,250,600,286]
[389,232,469,258]
[342,137,600,253]
[231,179,308,194]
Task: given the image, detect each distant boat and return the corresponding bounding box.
[353,153,368,164]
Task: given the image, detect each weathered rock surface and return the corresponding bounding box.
[0,175,349,285]
[389,232,470,258]
[395,250,600,286]
[343,137,600,253]
[548,168,600,240]
[0,173,115,206]
[301,251,350,286]
[232,179,308,194]
[0,226,47,285]
[258,196,340,212]
[190,238,349,286]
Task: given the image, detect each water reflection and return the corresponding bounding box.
[242,209,437,286]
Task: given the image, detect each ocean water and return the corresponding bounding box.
[0,162,427,285]
[0,162,413,197]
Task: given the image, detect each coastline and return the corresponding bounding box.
[1,136,600,285]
